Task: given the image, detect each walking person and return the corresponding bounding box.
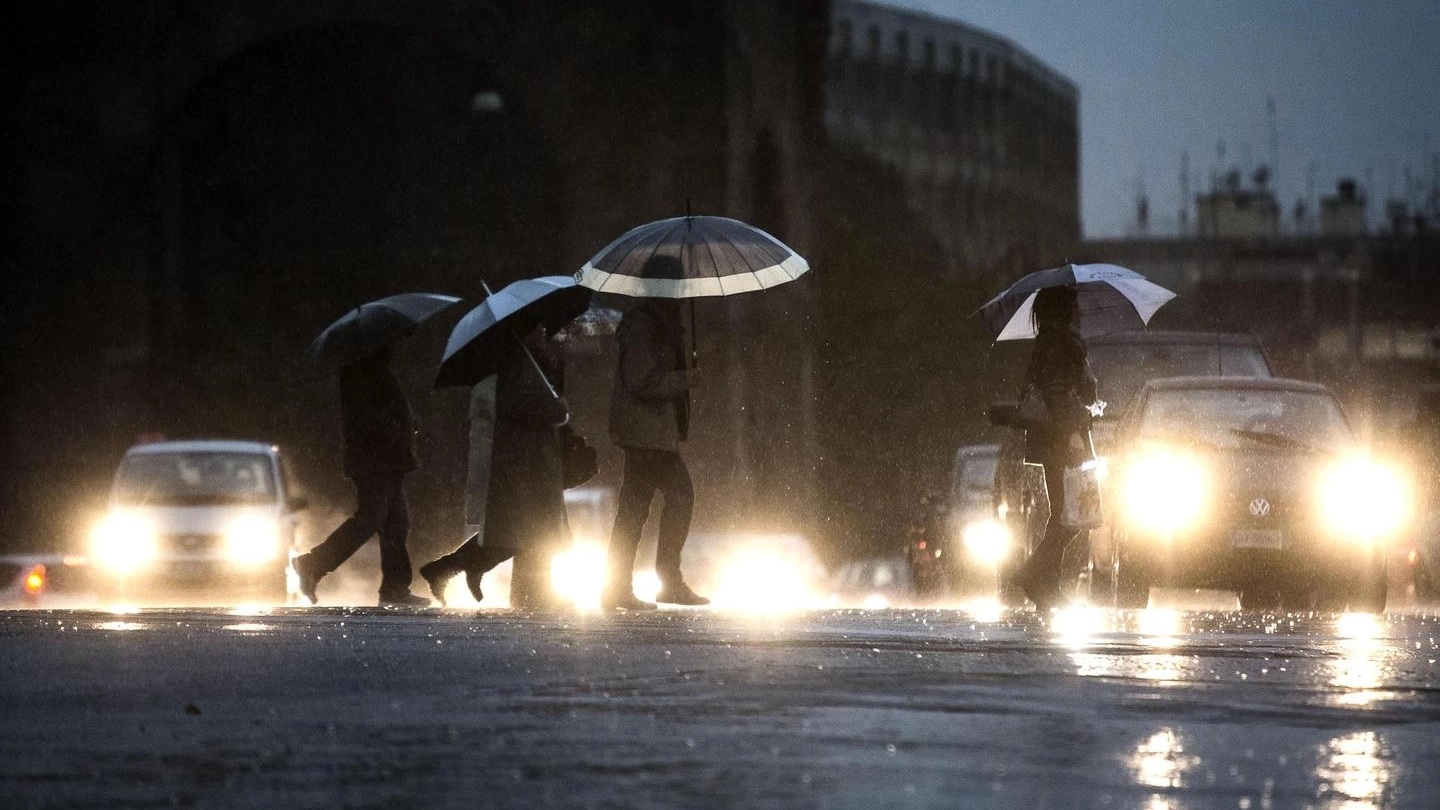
[292,345,430,607]
[602,298,708,610]
[1015,285,1100,611]
[419,325,571,608]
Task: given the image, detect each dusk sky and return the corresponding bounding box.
[883,0,1440,239]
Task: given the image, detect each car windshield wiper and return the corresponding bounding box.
[1135,432,1222,452]
[1228,428,1327,454]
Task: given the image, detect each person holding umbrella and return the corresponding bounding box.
[602,284,707,610]
[1013,286,1100,610]
[575,214,811,610]
[419,277,591,608]
[420,324,572,607]
[291,292,459,607]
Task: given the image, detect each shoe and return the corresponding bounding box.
[1014,570,1065,612]
[600,590,657,611]
[292,554,320,605]
[418,561,451,607]
[464,568,484,603]
[654,581,710,606]
[378,590,432,608]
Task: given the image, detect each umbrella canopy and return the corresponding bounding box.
[434,276,592,389]
[303,292,461,375]
[977,263,1176,341]
[575,215,809,298]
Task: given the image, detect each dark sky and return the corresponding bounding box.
[884,0,1440,238]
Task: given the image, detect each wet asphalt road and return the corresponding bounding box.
[1,606,1438,809]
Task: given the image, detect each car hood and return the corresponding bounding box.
[112,505,281,535]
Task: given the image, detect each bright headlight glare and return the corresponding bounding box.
[1122,451,1207,535]
[223,517,281,563]
[961,519,1010,563]
[1317,457,1409,540]
[89,513,158,572]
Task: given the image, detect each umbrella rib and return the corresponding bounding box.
[635,219,684,296]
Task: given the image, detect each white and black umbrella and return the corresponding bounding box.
[575,215,809,298]
[434,276,591,390]
[303,292,461,375]
[977,263,1176,341]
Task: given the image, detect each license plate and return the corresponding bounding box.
[1231,528,1284,549]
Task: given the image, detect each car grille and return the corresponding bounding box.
[163,533,224,554]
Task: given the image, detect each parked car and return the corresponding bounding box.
[1096,376,1407,611]
[990,330,1275,601]
[0,553,93,607]
[88,440,308,604]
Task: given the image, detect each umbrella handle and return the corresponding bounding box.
[689,298,698,368]
[514,333,559,402]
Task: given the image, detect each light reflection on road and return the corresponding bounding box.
[1316,731,1392,809]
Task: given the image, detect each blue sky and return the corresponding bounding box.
[880,0,1440,238]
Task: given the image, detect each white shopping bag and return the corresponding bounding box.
[1062,457,1105,529]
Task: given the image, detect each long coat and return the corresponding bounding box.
[1023,326,1098,469]
[338,358,417,478]
[608,305,693,452]
[469,340,569,551]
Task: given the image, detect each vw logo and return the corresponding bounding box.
[1249,498,1272,518]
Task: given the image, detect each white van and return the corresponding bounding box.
[89,440,307,604]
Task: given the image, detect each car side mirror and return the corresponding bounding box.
[988,399,1018,428]
[286,496,310,512]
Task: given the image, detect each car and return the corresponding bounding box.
[827,556,916,609]
[1094,376,1408,612]
[87,439,309,605]
[902,444,1011,600]
[990,330,1275,600]
[0,553,94,607]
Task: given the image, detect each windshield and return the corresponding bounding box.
[1088,342,1270,416]
[115,452,277,506]
[1136,388,1352,452]
[954,454,997,492]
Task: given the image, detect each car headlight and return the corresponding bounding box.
[222,517,282,564]
[89,512,158,572]
[1121,451,1208,536]
[1316,456,1409,541]
[961,519,1010,563]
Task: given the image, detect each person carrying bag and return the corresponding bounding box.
[1014,286,1103,610]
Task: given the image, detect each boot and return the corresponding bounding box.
[418,559,454,606]
[292,553,321,605]
[463,568,484,603]
[601,588,657,611]
[655,580,709,606]
[378,590,432,608]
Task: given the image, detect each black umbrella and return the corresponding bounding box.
[434,276,591,390]
[303,293,461,375]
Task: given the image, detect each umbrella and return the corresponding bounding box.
[303,292,461,375]
[976,262,1176,341]
[434,276,592,389]
[575,215,809,298]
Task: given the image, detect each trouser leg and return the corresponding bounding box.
[606,449,659,593]
[305,473,390,576]
[376,474,413,597]
[1026,464,1080,592]
[652,452,694,585]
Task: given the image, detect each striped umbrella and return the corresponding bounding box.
[574,215,809,298]
[977,263,1176,341]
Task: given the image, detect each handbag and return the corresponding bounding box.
[1012,383,1051,431]
[558,425,598,489]
[1061,455,1105,529]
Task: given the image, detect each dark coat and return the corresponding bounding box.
[338,359,417,477]
[480,340,569,551]
[608,305,694,452]
[1023,326,1098,469]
